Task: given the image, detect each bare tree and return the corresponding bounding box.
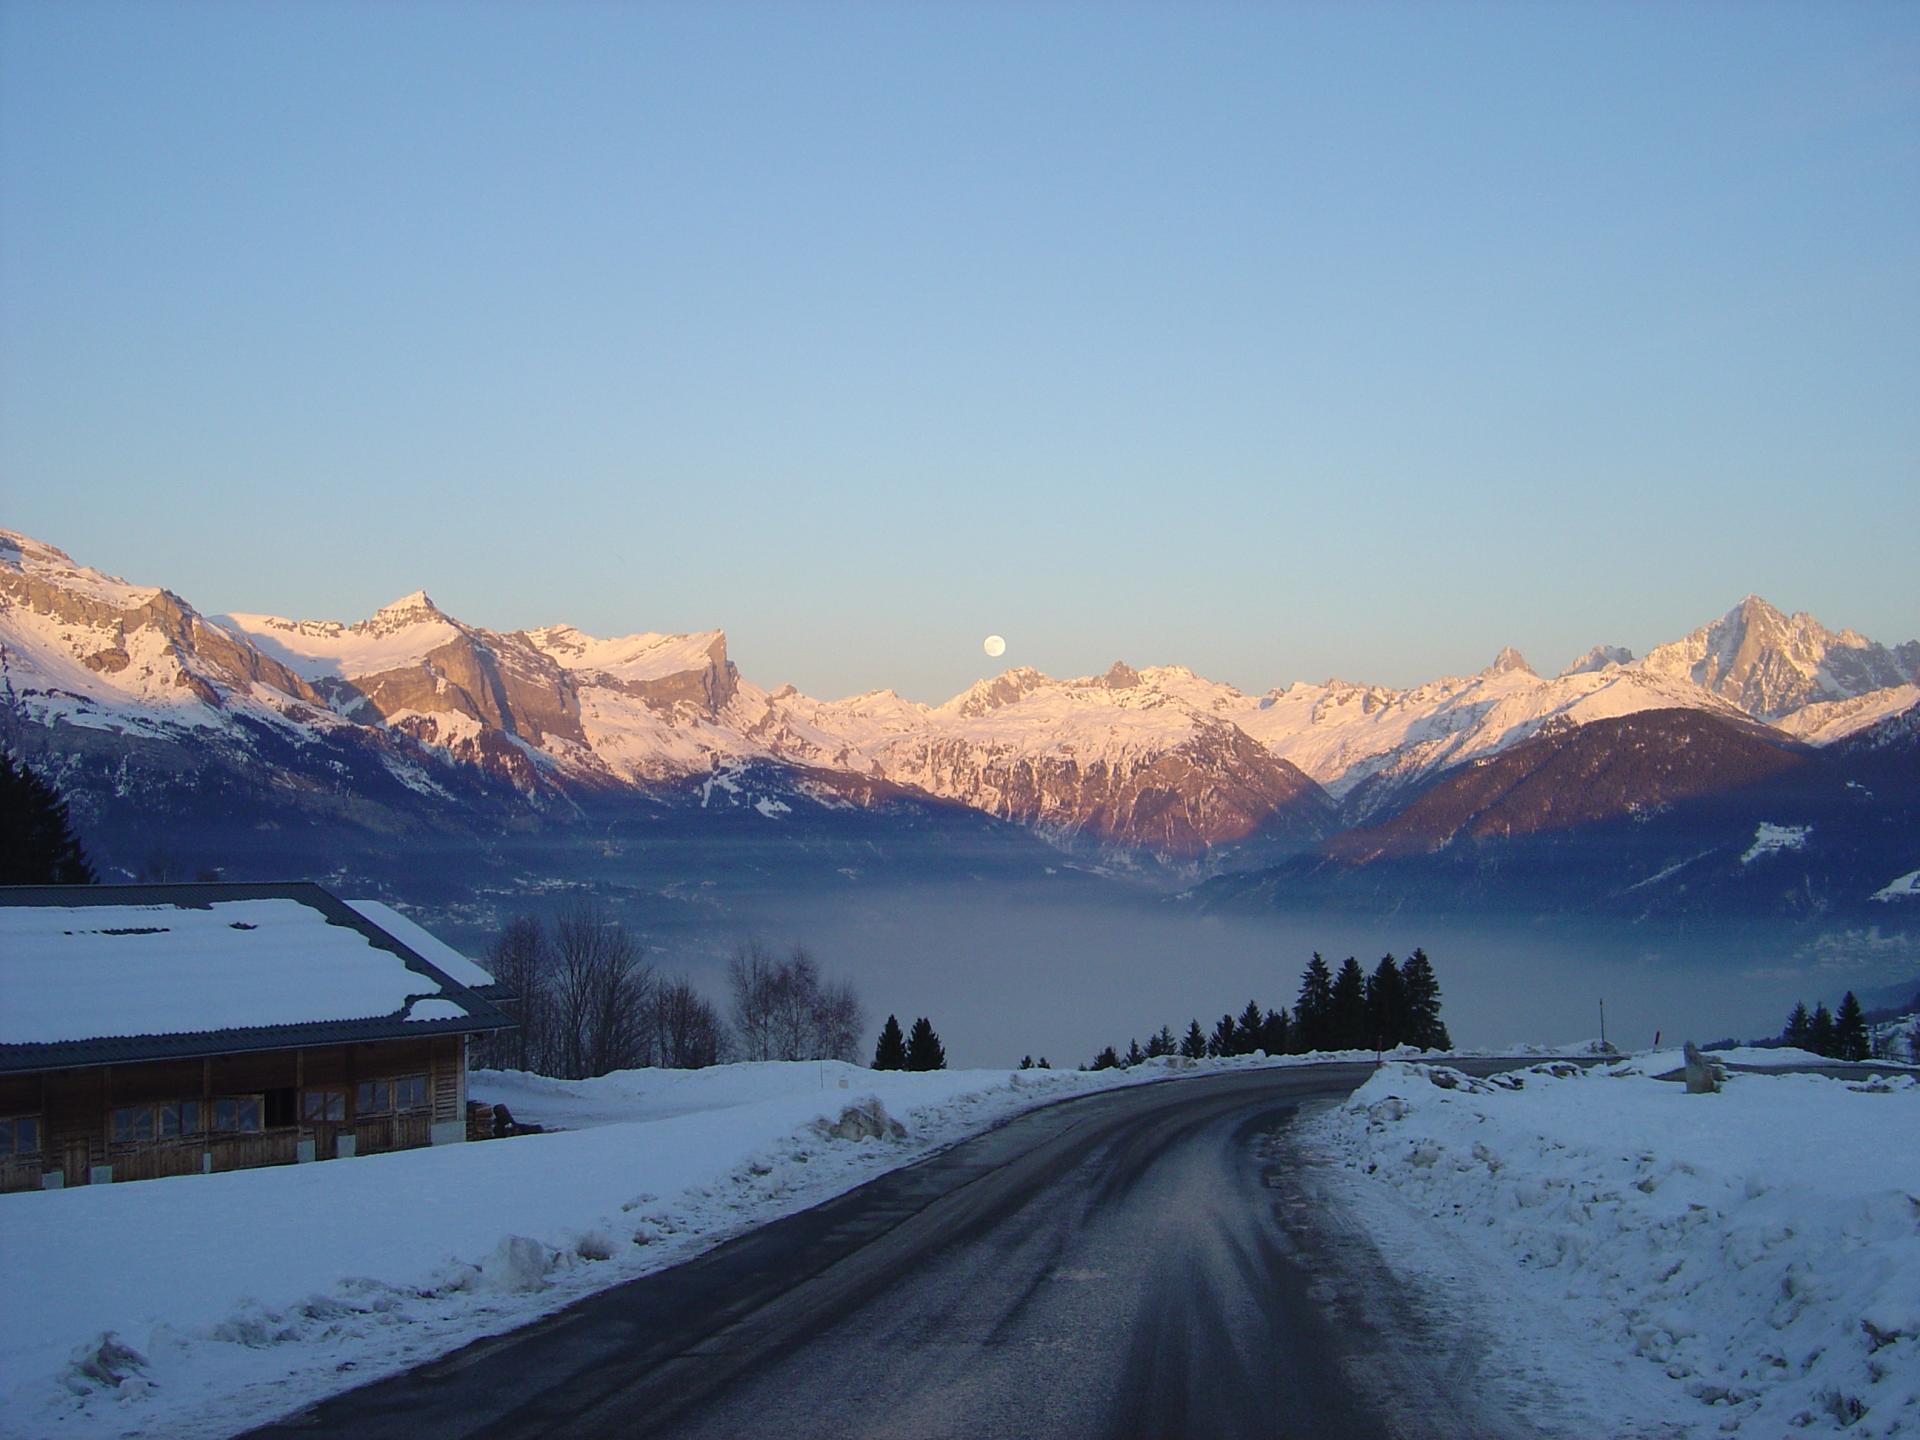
[650,975,726,1069]
[551,904,654,1079]
[475,915,549,1073]
[726,940,865,1063]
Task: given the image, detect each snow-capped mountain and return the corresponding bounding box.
[4,529,1916,882]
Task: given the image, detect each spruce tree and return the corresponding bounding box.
[1329,957,1369,1050]
[1809,1003,1836,1058]
[1180,1019,1208,1060]
[1366,954,1407,1051]
[1236,999,1267,1055]
[1400,949,1450,1050]
[873,1015,908,1071]
[1259,1007,1291,1056]
[1125,1037,1147,1067]
[1834,992,1870,1062]
[1208,1013,1237,1058]
[1019,1055,1034,1070]
[0,752,98,884]
[1090,1045,1121,1071]
[1146,1025,1175,1058]
[1294,954,1334,1052]
[905,1017,946,1071]
[1782,1002,1812,1049]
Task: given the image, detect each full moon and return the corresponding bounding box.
[983,634,1006,658]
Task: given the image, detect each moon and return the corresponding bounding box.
[983,634,1007,658]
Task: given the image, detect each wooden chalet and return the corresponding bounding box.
[0,882,513,1192]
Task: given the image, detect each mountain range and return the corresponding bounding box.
[3,529,1915,926]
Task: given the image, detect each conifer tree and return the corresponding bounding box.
[905,1017,946,1071]
[1259,1007,1291,1056]
[0,752,97,884]
[1146,1025,1175,1058]
[1125,1037,1147,1067]
[873,1015,908,1071]
[1208,1013,1237,1058]
[1180,1019,1208,1060]
[1809,1003,1836,1058]
[1782,1002,1812,1049]
[1089,1045,1121,1071]
[1019,1055,1034,1070]
[1236,999,1267,1055]
[1294,954,1334,1051]
[1037,1057,1051,1069]
[1400,948,1450,1050]
[1329,957,1369,1050]
[1366,954,1407,1050]
[1834,992,1870,1062]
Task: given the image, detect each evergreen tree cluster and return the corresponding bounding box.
[1081,949,1453,1070]
[872,1014,947,1071]
[0,752,97,884]
[1780,993,1872,1062]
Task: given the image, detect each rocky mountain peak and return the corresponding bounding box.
[1100,661,1141,689]
[1483,646,1535,677]
[1560,644,1634,677]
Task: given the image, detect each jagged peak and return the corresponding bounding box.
[1483,646,1535,677]
[1561,644,1634,677]
[1100,660,1141,689]
[374,589,441,618]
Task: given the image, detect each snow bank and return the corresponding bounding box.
[1310,1061,1920,1437]
[0,1055,1268,1440]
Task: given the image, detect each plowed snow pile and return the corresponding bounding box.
[1310,1060,1920,1437]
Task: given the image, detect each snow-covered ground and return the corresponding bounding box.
[1307,1057,1920,1438]
[0,1054,1295,1440]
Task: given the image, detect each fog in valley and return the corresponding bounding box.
[451,867,1920,1070]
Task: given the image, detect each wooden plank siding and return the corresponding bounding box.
[0,1036,468,1193]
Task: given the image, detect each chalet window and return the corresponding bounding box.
[112,1105,156,1144]
[301,1088,346,1123]
[355,1074,428,1115]
[0,1115,41,1158]
[158,1101,204,1138]
[212,1096,263,1133]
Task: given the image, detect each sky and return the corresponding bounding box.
[3,1,1916,704]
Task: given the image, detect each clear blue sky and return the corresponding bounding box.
[4,2,1915,702]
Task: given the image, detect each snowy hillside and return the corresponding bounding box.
[1308,1059,1920,1438]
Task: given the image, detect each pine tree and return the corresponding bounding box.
[1208,1013,1237,1058]
[1037,1056,1051,1069]
[872,1015,908,1070]
[1834,992,1870,1062]
[1259,1007,1291,1056]
[1782,1002,1812,1050]
[1018,1055,1034,1070]
[1089,1045,1121,1071]
[1180,1019,1208,1060]
[1236,999,1267,1055]
[1366,954,1407,1051]
[0,752,98,885]
[1146,1025,1175,1058]
[1400,949,1450,1050]
[1809,1003,1836,1058]
[1294,954,1334,1052]
[1329,957,1369,1050]
[905,1017,946,1071]
[1124,1037,1147,1067]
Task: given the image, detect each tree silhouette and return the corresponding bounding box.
[0,752,96,884]
[1400,949,1450,1050]
[905,1016,947,1071]
[1834,992,1869,1062]
[1180,1020,1208,1060]
[1329,958,1369,1050]
[1294,954,1334,1051]
[873,1015,908,1070]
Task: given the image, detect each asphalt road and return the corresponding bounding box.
[247,1062,1541,1440]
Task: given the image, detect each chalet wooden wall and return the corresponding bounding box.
[0,1033,469,1193]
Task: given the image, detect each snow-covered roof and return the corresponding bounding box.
[0,883,510,1069]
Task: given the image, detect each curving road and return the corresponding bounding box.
[248,1062,1540,1440]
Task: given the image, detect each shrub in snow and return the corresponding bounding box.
[63,1334,148,1394]
[814,1096,907,1142]
[574,1230,617,1262]
[476,1236,560,1294]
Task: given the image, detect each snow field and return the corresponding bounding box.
[0,1055,1273,1440]
[1309,1060,1920,1437]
